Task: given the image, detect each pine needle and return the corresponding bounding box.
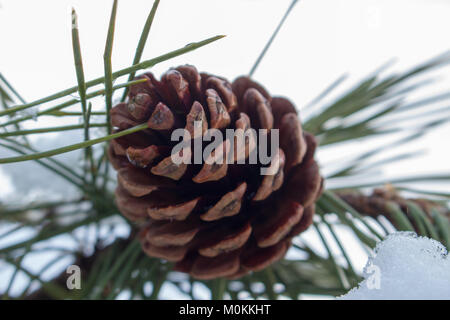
[121,0,160,101]
[104,0,118,135]
[249,0,299,77]
[0,78,146,128]
[0,35,225,117]
[0,123,149,164]
[0,123,107,138]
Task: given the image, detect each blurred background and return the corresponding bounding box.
[0,0,449,299]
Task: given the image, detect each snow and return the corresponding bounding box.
[340,232,450,300]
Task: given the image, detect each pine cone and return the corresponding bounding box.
[338,187,450,237]
[108,65,323,279]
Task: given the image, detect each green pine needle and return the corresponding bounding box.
[104,0,118,135]
[0,78,146,128]
[0,35,225,118]
[0,123,148,164]
[121,0,160,101]
[0,123,107,138]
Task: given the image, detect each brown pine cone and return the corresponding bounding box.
[108,65,323,279]
[338,187,450,235]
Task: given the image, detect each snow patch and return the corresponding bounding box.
[340,232,450,299]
